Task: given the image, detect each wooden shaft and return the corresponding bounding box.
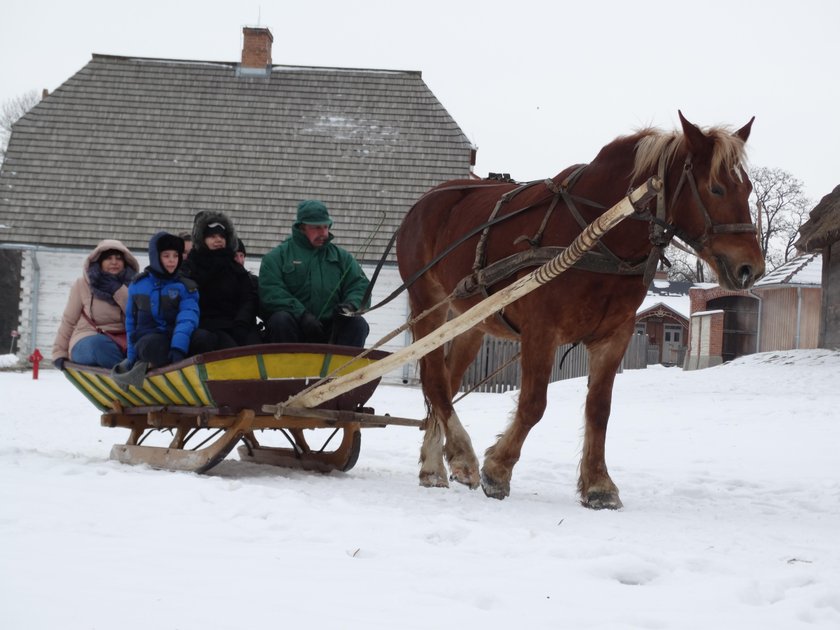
[279,177,661,413]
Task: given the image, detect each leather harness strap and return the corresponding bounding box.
[360,151,756,327]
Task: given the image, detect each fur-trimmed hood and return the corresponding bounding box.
[191,210,239,254]
[84,239,139,274]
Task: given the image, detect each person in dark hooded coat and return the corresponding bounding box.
[181,210,261,353]
[123,232,199,369]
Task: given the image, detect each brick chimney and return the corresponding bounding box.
[241,27,273,68]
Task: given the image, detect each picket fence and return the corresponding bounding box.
[459,333,649,393]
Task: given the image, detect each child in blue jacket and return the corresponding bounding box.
[124,232,199,369]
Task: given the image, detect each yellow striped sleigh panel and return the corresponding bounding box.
[62,343,389,414]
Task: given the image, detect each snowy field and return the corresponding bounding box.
[1,349,838,629]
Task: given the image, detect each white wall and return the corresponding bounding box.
[17,248,415,385]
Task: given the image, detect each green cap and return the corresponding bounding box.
[296,200,333,227]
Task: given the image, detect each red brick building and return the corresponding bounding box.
[685,253,821,369]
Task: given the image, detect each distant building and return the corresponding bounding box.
[635,272,691,366]
[685,253,822,369]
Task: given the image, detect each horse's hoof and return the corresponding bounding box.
[449,467,480,489]
[480,470,510,500]
[582,491,623,510]
[419,471,449,488]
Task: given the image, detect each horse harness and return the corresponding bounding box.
[455,153,757,335]
[454,166,646,335]
[456,166,646,300]
[358,153,756,330]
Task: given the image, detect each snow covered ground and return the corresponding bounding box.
[2,349,838,629]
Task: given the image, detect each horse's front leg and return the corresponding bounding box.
[417,351,480,490]
[419,411,449,487]
[480,338,555,499]
[578,333,631,510]
[420,405,479,489]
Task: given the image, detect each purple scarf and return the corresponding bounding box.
[88,263,136,305]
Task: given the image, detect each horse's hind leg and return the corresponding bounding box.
[578,329,633,510]
[481,335,555,499]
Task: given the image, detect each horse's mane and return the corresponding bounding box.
[630,125,749,185]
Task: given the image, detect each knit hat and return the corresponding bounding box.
[156,233,185,255]
[295,200,333,227]
[235,239,246,255]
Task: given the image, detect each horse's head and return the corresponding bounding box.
[634,112,765,290]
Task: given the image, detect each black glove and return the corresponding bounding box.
[53,357,66,371]
[99,273,125,296]
[168,348,186,364]
[334,302,357,317]
[299,311,325,341]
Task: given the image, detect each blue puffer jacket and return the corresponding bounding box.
[126,232,199,364]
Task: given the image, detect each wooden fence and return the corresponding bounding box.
[460,333,649,393]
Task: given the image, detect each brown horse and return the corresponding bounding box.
[396,111,765,509]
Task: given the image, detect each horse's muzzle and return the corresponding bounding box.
[716,255,765,290]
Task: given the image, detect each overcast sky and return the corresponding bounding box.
[2,0,838,204]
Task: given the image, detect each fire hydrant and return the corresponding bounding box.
[28,348,43,380]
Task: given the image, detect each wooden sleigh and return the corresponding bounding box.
[62,343,422,474]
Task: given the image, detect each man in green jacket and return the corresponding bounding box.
[259,200,370,347]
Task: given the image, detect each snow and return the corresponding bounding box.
[0,353,20,369]
[2,349,839,629]
[638,294,690,319]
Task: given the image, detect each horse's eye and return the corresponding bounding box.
[710,184,725,197]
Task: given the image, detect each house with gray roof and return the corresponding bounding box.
[0,27,475,373]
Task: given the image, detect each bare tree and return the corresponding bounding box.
[0,90,41,163]
[749,167,810,270]
[664,243,709,283]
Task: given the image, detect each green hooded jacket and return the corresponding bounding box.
[259,228,370,321]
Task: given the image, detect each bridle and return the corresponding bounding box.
[645,152,757,255]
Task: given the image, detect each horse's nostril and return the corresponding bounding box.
[739,265,755,288]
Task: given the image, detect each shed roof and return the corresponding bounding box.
[0,54,474,261]
[637,278,692,318]
[795,185,840,252]
[637,301,689,323]
[754,252,822,288]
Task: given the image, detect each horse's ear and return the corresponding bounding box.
[734,116,755,143]
[678,110,708,154]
